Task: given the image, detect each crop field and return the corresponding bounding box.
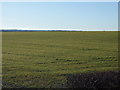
[2,31,118,88]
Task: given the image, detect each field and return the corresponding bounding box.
[2,31,118,88]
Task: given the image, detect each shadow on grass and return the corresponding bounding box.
[66,71,119,89]
[2,71,119,89]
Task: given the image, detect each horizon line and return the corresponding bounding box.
[0,28,118,31]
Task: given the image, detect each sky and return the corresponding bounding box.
[1,2,118,31]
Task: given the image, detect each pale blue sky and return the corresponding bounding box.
[1,2,118,31]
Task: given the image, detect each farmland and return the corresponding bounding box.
[2,31,118,88]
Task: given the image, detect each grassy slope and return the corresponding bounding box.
[2,31,118,88]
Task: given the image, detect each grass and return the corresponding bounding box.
[2,31,118,88]
[67,71,119,88]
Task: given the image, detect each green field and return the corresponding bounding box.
[2,31,118,88]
